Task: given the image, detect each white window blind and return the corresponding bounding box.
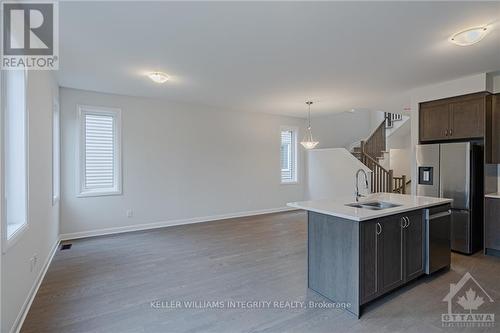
[78,106,122,196]
[280,128,297,183]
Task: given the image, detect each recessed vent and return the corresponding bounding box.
[60,243,72,250]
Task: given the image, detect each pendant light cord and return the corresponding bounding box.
[307,101,312,129]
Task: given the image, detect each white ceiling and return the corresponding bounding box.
[58,1,500,117]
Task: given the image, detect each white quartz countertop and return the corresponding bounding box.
[287,193,453,222]
[485,193,500,199]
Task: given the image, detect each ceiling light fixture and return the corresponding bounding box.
[450,26,489,46]
[148,72,169,83]
[300,101,319,150]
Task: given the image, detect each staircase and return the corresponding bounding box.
[351,113,409,194]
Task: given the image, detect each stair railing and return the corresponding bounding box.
[359,121,408,194]
[359,141,393,193]
[393,175,407,194]
[384,112,403,128]
[363,120,386,160]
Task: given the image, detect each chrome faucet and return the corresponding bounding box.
[355,169,369,202]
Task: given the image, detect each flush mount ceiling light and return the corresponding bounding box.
[450,26,489,46]
[300,101,319,150]
[147,72,169,83]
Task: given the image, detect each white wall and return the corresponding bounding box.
[386,119,411,186]
[370,110,386,133]
[1,71,60,333]
[387,120,411,150]
[389,149,411,179]
[310,110,373,150]
[306,148,371,201]
[409,73,488,194]
[60,88,306,238]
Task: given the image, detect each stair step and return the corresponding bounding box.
[352,147,361,152]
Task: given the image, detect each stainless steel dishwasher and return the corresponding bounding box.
[424,205,452,274]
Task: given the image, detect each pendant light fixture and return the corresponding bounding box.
[301,101,319,149]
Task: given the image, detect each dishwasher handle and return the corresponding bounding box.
[428,210,451,220]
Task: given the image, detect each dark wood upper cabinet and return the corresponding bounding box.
[419,102,449,142]
[486,94,500,164]
[449,96,485,139]
[419,92,490,143]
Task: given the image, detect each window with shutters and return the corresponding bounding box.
[280,127,298,183]
[77,105,122,197]
[2,69,28,244]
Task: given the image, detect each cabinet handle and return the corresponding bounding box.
[449,128,452,136]
[406,217,411,228]
[400,217,405,228]
[445,129,448,136]
[376,222,382,235]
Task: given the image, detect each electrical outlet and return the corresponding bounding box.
[29,254,39,273]
[126,209,133,218]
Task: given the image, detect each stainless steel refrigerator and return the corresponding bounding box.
[416,142,483,254]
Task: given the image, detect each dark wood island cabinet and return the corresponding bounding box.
[485,197,500,255]
[301,201,451,317]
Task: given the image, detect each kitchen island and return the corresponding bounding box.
[288,193,452,318]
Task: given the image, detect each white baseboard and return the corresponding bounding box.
[11,239,60,333]
[60,206,299,241]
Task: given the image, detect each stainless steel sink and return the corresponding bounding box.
[345,201,402,210]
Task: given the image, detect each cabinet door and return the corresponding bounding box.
[490,95,500,164]
[449,97,485,139]
[404,211,424,281]
[419,102,450,142]
[378,215,404,293]
[360,221,378,304]
[485,198,500,251]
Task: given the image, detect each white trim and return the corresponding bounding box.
[76,104,122,197]
[60,206,299,241]
[10,239,60,333]
[0,61,3,328]
[52,96,60,206]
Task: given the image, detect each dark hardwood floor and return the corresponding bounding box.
[22,211,500,332]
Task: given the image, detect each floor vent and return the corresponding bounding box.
[60,243,72,250]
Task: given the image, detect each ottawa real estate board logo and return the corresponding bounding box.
[1,0,58,70]
[442,272,495,328]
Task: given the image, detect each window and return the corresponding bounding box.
[52,97,60,204]
[77,105,122,197]
[2,69,28,242]
[280,127,298,183]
